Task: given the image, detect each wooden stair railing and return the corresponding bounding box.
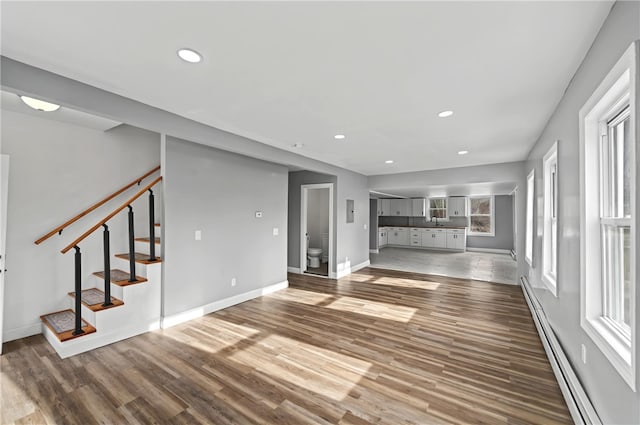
[59,175,162,338]
[34,165,160,245]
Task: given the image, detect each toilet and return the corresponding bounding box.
[307,247,323,268]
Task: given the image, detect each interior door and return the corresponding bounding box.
[0,155,9,352]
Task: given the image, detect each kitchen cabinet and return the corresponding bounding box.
[387,228,409,245]
[378,199,391,216]
[448,197,468,217]
[378,228,388,247]
[446,229,466,250]
[409,228,422,247]
[422,228,446,248]
[411,198,426,217]
[389,199,410,216]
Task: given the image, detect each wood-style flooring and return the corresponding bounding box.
[1,268,571,424]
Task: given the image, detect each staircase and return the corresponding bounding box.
[36,167,163,358]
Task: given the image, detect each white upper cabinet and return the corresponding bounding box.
[389,199,410,216]
[411,198,426,217]
[448,197,468,217]
[378,199,391,216]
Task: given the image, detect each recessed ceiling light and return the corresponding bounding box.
[458,150,469,155]
[177,48,202,63]
[438,110,454,118]
[334,134,345,140]
[19,95,60,112]
[385,160,394,164]
[293,143,304,148]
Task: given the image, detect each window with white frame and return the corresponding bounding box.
[429,198,448,220]
[468,196,494,236]
[542,142,558,296]
[580,43,636,389]
[525,170,535,266]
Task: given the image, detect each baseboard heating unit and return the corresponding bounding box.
[520,276,601,425]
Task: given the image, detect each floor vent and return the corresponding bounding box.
[520,276,601,425]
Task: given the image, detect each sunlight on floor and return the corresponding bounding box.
[268,287,334,306]
[229,334,372,401]
[371,276,441,290]
[325,296,417,322]
[164,316,260,354]
[1,373,38,423]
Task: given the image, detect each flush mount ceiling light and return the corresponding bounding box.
[177,48,202,63]
[385,160,394,164]
[458,150,469,155]
[334,134,346,140]
[19,95,60,112]
[438,110,454,118]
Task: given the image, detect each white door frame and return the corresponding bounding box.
[300,183,334,278]
[0,155,9,352]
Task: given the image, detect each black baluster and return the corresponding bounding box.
[127,205,136,282]
[73,246,84,336]
[102,224,113,307]
[148,189,156,261]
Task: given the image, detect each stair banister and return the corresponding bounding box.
[60,176,162,254]
[34,165,160,245]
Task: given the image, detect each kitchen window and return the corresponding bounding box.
[429,198,448,220]
[468,196,494,236]
[542,141,558,296]
[579,43,636,389]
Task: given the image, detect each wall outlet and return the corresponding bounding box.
[255,211,263,218]
[364,224,368,230]
[581,344,587,364]
[231,277,237,287]
[195,230,202,241]
[273,227,279,236]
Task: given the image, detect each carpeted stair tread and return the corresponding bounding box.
[93,269,147,286]
[115,252,162,264]
[67,288,124,312]
[40,309,96,342]
[135,237,161,244]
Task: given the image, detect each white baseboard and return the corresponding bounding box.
[466,247,511,255]
[520,276,601,425]
[287,266,301,274]
[3,322,41,342]
[369,249,379,254]
[161,280,289,329]
[336,259,370,279]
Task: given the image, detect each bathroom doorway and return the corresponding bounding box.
[300,183,333,277]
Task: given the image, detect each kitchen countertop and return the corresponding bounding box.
[379,225,467,230]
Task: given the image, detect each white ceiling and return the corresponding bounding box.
[1,90,122,131]
[1,1,612,176]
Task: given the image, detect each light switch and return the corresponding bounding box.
[273,227,279,236]
[364,224,368,230]
[195,230,202,241]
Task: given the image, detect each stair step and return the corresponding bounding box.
[135,237,161,244]
[155,223,161,227]
[40,309,97,342]
[67,288,124,312]
[115,252,162,264]
[93,269,148,286]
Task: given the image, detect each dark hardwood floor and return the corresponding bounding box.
[1,268,571,424]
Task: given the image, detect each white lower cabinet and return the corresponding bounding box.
[378,229,388,247]
[388,228,409,245]
[446,231,466,250]
[379,227,466,251]
[421,229,446,248]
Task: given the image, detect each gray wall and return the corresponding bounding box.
[467,195,514,251]
[1,109,160,340]
[163,137,288,317]
[523,2,639,423]
[307,188,329,250]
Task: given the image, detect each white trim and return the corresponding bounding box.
[466,247,511,255]
[520,276,602,425]
[542,140,559,297]
[336,259,370,279]
[525,169,535,266]
[369,249,379,254]
[287,266,301,274]
[300,183,334,278]
[3,322,41,342]
[579,41,637,390]
[161,280,289,329]
[467,195,495,237]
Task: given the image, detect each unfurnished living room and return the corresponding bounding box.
[0,1,638,424]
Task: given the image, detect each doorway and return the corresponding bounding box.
[0,155,9,353]
[300,184,333,277]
